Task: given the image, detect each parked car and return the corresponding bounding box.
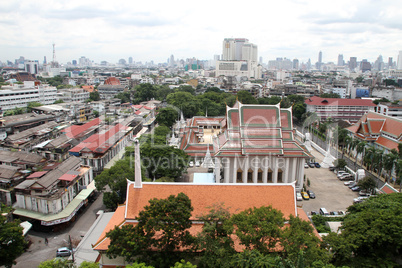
[310,211,318,215]
[330,211,339,215]
[189,161,194,167]
[339,174,353,181]
[351,186,360,191]
[337,172,349,177]
[359,190,371,196]
[353,196,369,204]
[304,163,309,168]
[195,161,201,167]
[337,210,346,216]
[348,182,358,189]
[301,191,310,200]
[308,162,315,168]
[307,190,316,199]
[344,180,354,186]
[56,247,72,257]
[314,162,321,168]
[329,166,335,171]
[296,192,303,201]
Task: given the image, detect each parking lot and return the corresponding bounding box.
[299,149,359,215]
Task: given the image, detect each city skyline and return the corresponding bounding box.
[1,0,402,65]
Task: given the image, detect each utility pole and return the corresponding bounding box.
[69,235,75,263]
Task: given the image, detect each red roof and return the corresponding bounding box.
[104,77,120,85]
[69,124,128,154]
[27,171,48,179]
[305,96,376,107]
[58,174,77,181]
[63,118,101,139]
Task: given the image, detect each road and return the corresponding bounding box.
[13,192,106,268]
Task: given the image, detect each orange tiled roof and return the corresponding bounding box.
[93,205,126,250]
[375,136,399,151]
[125,183,297,221]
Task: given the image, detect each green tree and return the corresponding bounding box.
[126,263,155,268]
[53,99,65,104]
[79,261,100,268]
[324,193,402,267]
[236,90,258,104]
[319,93,341,98]
[134,83,156,103]
[355,141,366,166]
[357,176,376,193]
[116,91,132,103]
[0,214,28,268]
[258,96,282,105]
[27,101,42,112]
[156,107,179,128]
[229,206,284,253]
[89,91,100,101]
[172,260,197,268]
[280,215,330,266]
[155,86,175,101]
[94,158,140,210]
[333,159,347,170]
[292,103,306,122]
[197,203,235,267]
[38,258,71,268]
[154,125,171,137]
[167,91,199,118]
[106,193,195,268]
[176,85,195,95]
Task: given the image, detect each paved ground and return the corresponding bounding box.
[13,192,106,268]
[298,148,359,215]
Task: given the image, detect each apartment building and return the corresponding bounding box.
[305,96,376,122]
[0,82,57,111]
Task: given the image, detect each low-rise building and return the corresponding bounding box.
[305,96,376,122]
[69,123,133,173]
[376,102,402,119]
[13,156,94,230]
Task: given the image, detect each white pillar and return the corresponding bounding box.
[224,158,230,183]
[273,157,278,183]
[284,158,290,183]
[232,157,237,183]
[253,167,258,183]
[291,158,297,184]
[215,158,221,183]
[243,157,249,183]
[262,164,268,183]
[134,139,142,188]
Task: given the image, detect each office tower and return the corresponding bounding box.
[397,51,402,70]
[222,38,257,61]
[259,56,263,64]
[307,58,311,71]
[361,59,371,72]
[24,60,39,74]
[293,59,299,70]
[373,55,384,71]
[44,56,47,64]
[169,55,175,67]
[72,60,77,65]
[129,57,133,64]
[316,51,323,70]
[337,54,344,66]
[349,57,357,71]
[388,57,393,69]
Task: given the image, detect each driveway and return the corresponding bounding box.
[299,149,359,215]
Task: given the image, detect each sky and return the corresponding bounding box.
[1,0,402,65]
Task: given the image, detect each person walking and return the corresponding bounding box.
[45,237,48,245]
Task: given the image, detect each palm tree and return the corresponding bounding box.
[383,150,398,183]
[355,141,367,167]
[344,135,352,157]
[364,146,376,170]
[374,150,385,180]
[350,138,359,158]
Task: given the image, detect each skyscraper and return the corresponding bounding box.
[337,54,344,66]
[397,51,402,70]
[222,38,257,61]
[292,59,299,70]
[316,51,322,70]
[349,57,357,71]
[388,57,393,69]
[128,57,133,64]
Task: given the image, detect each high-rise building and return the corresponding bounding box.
[397,51,402,70]
[349,57,357,71]
[316,51,323,70]
[293,59,299,70]
[373,55,384,71]
[361,59,372,72]
[169,55,175,67]
[337,54,344,66]
[217,38,261,79]
[388,57,393,69]
[128,57,133,64]
[24,60,39,74]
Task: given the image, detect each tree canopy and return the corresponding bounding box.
[107,193,195,268]
[323,193,402,267]
[0,212,27,268]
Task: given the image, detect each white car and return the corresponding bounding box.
[195,161,201,167]
[296,192,303,201]
[353,196,369,204]
[304,163,309,168]
[189,161,194,167]
[344,180,354,186]
[337,172,349,177]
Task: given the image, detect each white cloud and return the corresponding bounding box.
[1,0,402,64]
